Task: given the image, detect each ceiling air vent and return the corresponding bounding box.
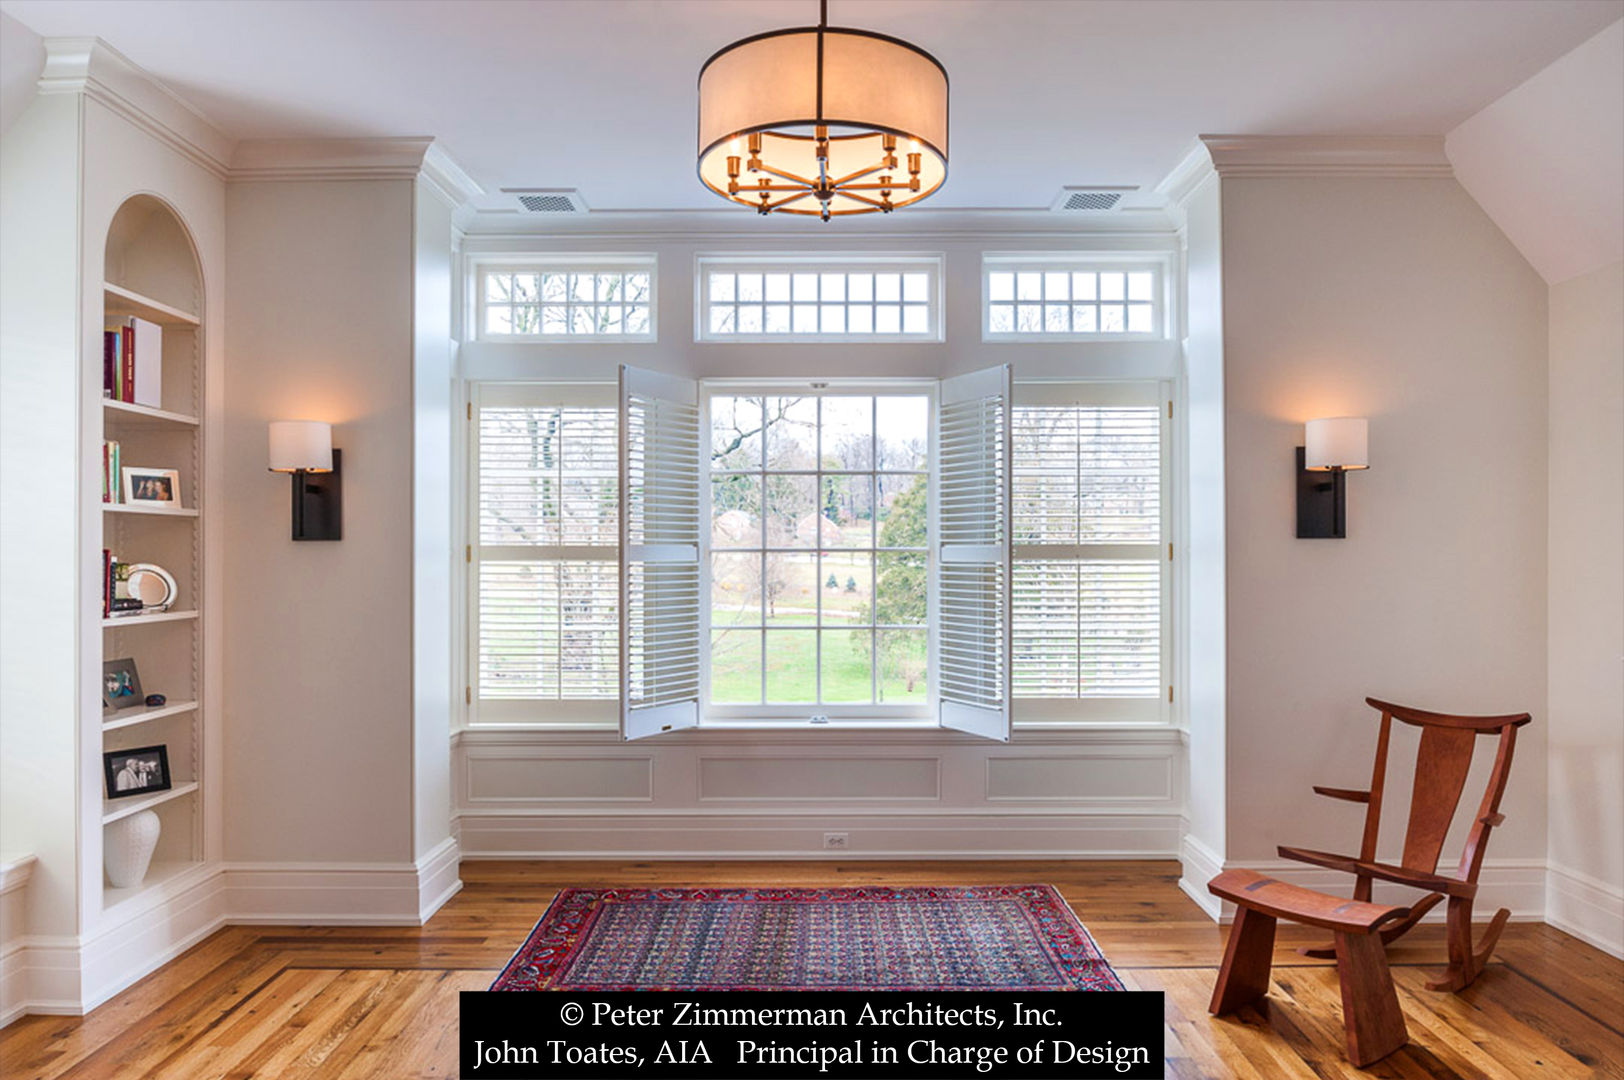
[502,188,587,214]
[1050,186,1135,213]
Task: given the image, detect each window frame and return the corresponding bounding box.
[471,255,658,344]
[695,255,945,344]
[982,254,1171,343]
[699,378,941,724]
[1010,379,1173,726]
[467,380,621,727]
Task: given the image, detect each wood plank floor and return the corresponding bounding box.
[1,860,1618,1078]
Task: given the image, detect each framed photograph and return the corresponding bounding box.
[103,744,171,800]
[102,657,145,710]
[122,467,182,509]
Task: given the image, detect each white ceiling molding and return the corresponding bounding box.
[420,142,484,210]
[35,37,232,178]
[229,136,435,182]
[1154,141,1219,209]
[1198,135,1453,178]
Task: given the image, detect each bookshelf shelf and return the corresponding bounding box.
[102,700,198,732]
[103,282,200,327]
[101,781,198,825]
[101,858,202,914]
[103,503,199,518]
[101,609,198,628]
[103,400,200,427]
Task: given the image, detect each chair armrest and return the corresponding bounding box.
[1277,846,1477,898]
[1312,786,1371,803]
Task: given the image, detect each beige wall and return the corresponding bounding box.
[1221,176,1550,864]
[1546,259,1624,899]
[223,179,418,863]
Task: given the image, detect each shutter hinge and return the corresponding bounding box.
[465,686,472,705]
[1167,401,1173,419]
[466,544,472,563]
[1168,685,1174,704]
[1168,542,1174,560]
[467,402,473,420]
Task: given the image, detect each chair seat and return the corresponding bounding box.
[1208,868,1410,934]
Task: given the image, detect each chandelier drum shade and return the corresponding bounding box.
[697,0,948,220]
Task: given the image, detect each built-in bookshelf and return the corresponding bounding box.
[96,196,207,910]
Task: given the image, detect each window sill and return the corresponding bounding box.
[452,721,1182,746]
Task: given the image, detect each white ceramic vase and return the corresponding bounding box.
[105,809,161,888]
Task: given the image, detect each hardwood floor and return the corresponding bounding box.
[1,860,1618,1078]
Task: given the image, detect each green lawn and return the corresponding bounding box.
[710,616,926,705]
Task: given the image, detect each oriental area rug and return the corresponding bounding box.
[490,885,1124,991]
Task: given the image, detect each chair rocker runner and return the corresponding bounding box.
[1280,697,1531,992]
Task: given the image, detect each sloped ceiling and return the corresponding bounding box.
[1446,19,1624,284]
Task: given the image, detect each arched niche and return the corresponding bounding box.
[104,194,203,319]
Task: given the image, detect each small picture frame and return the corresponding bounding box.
[102,657,145,710]
[103,744,171,799]
[122,467,182,509]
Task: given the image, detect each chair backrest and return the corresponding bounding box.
[1358,697,1531,884]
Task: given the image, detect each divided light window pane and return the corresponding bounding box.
[476,401,619,704]
[709,393,930,707]
[482,267,653,339]
[985,264,1159,338]
[1010,397,1163,701]
[700,260,939,341]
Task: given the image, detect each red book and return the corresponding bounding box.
[120,324,134,403]
[103,331,116,398]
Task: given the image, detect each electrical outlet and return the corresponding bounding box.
[823,832,849,850]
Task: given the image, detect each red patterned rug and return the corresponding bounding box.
[490,885,1124,991]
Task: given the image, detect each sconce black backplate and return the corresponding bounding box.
[292,448,342,541]
[1296,446,1345,539]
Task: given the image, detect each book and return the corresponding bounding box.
[103,332,116,398]
[120,323,134,403]
[130,317,162,407]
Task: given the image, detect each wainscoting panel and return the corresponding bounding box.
[455,727,1185,858]
[700,756,940,802]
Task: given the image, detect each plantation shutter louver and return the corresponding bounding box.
[473,384,619,724]
[619,365,703,740]
[936,365,1013,741]
[1011,382,1166,720]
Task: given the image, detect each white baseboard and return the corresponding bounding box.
[456,811,1184,860]
[0,843,464,1026]
[1545,862,1624,958]
[223,838,463,926]
[1177,832,1225,920]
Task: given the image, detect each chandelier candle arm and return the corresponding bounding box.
[697,0,948,220]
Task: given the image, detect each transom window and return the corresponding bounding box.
[477,260,655,341]
[698,257,942,342]
[707,391,931,713]
[983,258,1164,340]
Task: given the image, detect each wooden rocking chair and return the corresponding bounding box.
[1279,696,1532,992]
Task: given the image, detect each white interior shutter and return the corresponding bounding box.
[936,364,1012,741]
[619,365,702,740]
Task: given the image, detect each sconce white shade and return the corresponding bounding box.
[268,420,333,473]
[1305,417,1368,471]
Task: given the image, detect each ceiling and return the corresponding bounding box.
[1,0,1620,213]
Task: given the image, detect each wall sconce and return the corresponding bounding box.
[268,420,342,541]
[1296,417,1368,539]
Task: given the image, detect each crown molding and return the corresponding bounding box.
[36,37,233,178]
[229,136,437,182]
[1197,134,1452,178]
[419,143,485,210]
[1154,141,1218,208]
[455,205,1180,243]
